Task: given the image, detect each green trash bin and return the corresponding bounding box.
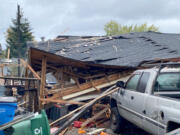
[4,110,50,135]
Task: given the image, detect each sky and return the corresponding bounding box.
[1,0,180,49]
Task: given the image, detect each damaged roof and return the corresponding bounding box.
[28,31,180,67]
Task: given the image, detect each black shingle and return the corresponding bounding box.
[28,31,180,67]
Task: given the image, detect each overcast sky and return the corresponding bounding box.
[1,0,180,49]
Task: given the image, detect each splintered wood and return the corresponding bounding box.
[81,107,109,128]
[42,72,130,105]
[51,87,119,135]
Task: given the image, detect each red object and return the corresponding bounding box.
[54,104,62,108]
[50,127,59,134]
[73,121,83,128]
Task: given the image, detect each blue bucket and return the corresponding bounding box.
[0,97,17,135]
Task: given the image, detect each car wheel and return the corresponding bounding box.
[110,107,124,133]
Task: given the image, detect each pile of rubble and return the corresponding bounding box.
[50,86,119,135]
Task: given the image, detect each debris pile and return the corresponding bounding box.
[50,86,119,135]
[1,31,180,135]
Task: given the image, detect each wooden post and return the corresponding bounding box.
[1,64,4,77]
[39,56,47,109]
[25,67,29,90]
[7,48,10,59]
[23,67,29,108]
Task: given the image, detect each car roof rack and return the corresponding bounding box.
[141,62,180,78]
[141,62,180,68]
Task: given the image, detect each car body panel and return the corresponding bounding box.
[111,67,180,135]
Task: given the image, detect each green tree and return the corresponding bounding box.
[6,5,34,58]
[0,50,6,59]
[104,21,120,36]
[104,21,159,36]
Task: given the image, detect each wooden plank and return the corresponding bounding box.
[62,78,122,100]
[63,87,96,100]
[57,69,64,89]
[20,59,41,80]
[50,73,121,96]
[0,76,39,80]
[72,76,81,89]
[24,66,29,109]
[51,86,119,134]
[50,86,116,127]
[40,98,84,105]
[84,73,106,79]
[35,80,41,112]
[81,107,109,128]
[39,56,47,109]
[33,60,58,71]
[59,128,68,135]
[49,87,118,126]
[63,69,85,79]
[1,65,4,77]
[40,98,108,108]
[50,72,131,99]
[90,79,100,91]
[87,128,105,135]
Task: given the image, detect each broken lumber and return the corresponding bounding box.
[81,107,109,128]
[50,103,107,127]
[51,86,119,135]
[40,98,84,105]
[20,59,41,80]
[0,76,39,80]
[87,128,105,135]
[40,98,108,107]
[50,85,116,127]
[62,78,122,100]
[48,73,124,97]
[59,127,68,135]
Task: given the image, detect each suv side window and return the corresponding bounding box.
[126,74,141,90]
[137,72,150,93]
[154,73,180,92]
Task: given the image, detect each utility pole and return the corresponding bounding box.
[17,4,21,77]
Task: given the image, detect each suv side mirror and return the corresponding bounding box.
[116,81,125,88]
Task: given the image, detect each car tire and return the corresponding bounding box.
[110,107,124,133]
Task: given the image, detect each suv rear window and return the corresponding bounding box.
[154,73,180,91]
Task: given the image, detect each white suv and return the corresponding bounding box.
[110,63,180,135]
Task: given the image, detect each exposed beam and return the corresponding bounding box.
[39,56,47,109]
[20,59,41,80]
[48,72,131,99]
[40,98,84,105]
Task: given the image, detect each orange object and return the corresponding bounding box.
[100,131,109,135]
[78,128,86,134]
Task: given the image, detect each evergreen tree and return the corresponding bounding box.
[6,5,34,58]
[104,21,159,36]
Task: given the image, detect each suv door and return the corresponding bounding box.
[117,72,150,129]
[142,73,177,135]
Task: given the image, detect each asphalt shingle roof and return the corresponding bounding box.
[29,31,180,67]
